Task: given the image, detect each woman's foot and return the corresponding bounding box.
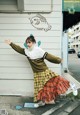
[45,100,55,104]
[37,101,45,106]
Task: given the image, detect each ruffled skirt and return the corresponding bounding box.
[34,69,70,103]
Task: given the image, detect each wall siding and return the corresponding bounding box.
[24,0,52,12]
[0,0,62,96]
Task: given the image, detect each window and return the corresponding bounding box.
[0,0,52,13]
[0,0,18,12]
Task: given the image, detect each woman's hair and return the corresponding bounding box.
[26,35,36,43]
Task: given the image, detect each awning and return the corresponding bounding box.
[63,12,80,31]
[63,0,80,12]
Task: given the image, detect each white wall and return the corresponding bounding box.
[24,0,52,12]
[0,0,62,96]
[62,32,68,71]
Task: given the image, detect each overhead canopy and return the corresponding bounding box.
[63,0,80,31]
[63,12,80,31]
[63,0,80,12]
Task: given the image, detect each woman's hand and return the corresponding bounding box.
[61,59,63,64]
[5,39,12,45]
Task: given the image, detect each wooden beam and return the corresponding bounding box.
[17,0,24,12]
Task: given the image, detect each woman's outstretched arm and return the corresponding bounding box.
[5,40,25,55]
[45,52,62,64]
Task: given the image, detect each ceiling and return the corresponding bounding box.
[63,0,80,31]
[63,0,80,12]
[63,12,80,31]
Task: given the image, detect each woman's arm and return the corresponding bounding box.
[5,40,25,55]
[45,52,62,64]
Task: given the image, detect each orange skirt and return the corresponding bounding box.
[37,76,70,102]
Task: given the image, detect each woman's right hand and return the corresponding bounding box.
[5,39,12,45]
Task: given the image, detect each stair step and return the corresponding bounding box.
[53,100,80,115]
[41,99,70,115]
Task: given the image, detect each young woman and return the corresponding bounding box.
[5,35,70,106]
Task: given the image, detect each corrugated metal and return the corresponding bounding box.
[63,0,80,12]
[0,0,62,96]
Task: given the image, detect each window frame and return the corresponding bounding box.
[0,0,52,13]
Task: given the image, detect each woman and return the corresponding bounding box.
[5,35,70,106]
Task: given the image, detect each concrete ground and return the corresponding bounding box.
[0,73,80,115]
[0,96,33,115]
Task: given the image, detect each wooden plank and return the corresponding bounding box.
[0,30,61,36]
[24,0,52,12]
[0,17,30,23]
[0,24,33,30]
[0,14,61,24]
[0,73,33,79]
[47,49,61,57]
[41,42,61,49]
[54,0,62,4]
[0,23,61,30]
[24,0,62,12]
[24,5,51,12]
[53,4,62,12]
[0,80,34,96]
[0,49,24,54]
[0,68,33,74]
[24,0,51,4]
[0,60,30,67]
[0,12,62,18]
[24,4,51,12]
[47,17,62,24]
[0,54,26,61]
[49,67,61,75]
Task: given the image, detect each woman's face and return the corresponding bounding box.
[26,40,34,48]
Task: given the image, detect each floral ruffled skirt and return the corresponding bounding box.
[34,69,70,103]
